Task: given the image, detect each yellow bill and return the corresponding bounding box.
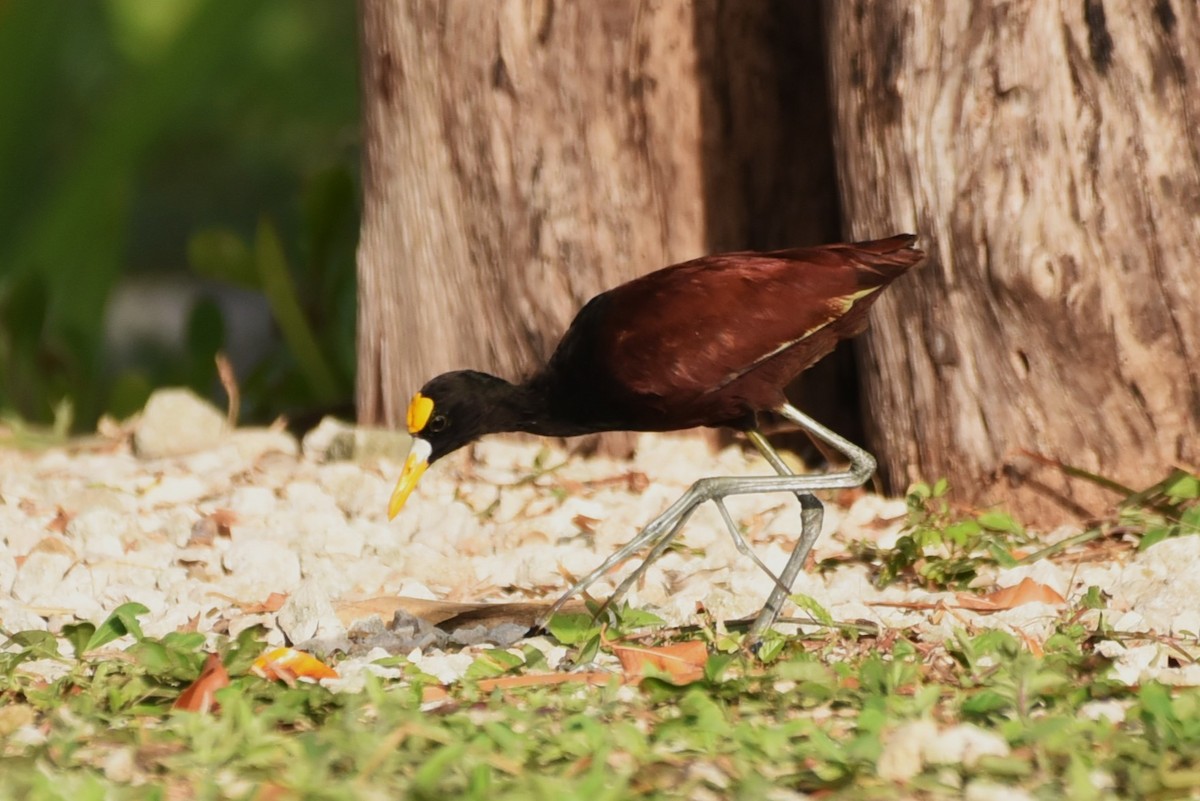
[388,437,431,519]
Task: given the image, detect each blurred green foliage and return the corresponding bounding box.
[0,0,358,430]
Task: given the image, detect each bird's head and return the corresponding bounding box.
[387,370,513,519]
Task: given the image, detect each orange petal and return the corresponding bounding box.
[251,647,339,682]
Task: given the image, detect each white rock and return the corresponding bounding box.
[222,539,302,592]
[877,719,937,781]
[0,601,48,633]
[228,428,298,462]
[102,746,137,784]
[133,387,227,458]
[276,579,345,644]
[11,552,73,604]
[924,723,1010,767]
[1079,699,1129,723]
[2,517,50,556]
[66,508,129,559]
[141,475,209,508]
[227,486,277,517]
[0,551,16,596]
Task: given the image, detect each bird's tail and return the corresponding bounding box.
[843,234,924,286]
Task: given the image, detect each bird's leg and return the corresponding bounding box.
[592,491,795,624]
[744,402,875,641]
[531,487,704,631]
[530,402,875,639]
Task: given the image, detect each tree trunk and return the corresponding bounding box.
[357,0,709,429]
[356,1,849,449]
[825,1,1200,522]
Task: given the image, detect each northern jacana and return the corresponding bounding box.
[389,235,923,639]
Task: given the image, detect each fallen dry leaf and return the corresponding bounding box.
[869,578,1068,615]
[206,591,289,614]
[333,596,586,629]
[572,514,600,534]
[174,653,230,714]
[45,507,74,533]
[955,577,1067,612]
[609,640,708,684]
[241,592,289,614]
[421,672,614,705]
[251,647,338,684]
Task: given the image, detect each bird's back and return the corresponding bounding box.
[539,235,923,433]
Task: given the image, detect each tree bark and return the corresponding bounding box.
[825,1,1200,522]
[357,0,709,429]
[356,1,848,448]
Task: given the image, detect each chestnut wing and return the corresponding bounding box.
[596,252,884,403]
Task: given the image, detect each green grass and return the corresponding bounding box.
[1,595,1198,798]
[3,471,1199,799]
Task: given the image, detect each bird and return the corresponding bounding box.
[388,234,923,640]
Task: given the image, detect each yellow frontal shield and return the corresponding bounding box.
[407,393,434,434]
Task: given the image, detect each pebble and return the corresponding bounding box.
[222,539,303,594]
[11,551,74,605]
[277,579,345,644]
[2,411,1199,692]
[133,387,228,458]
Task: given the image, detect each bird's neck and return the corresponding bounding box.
[485,374,592,438]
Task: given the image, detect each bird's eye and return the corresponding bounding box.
[428,414,448,433]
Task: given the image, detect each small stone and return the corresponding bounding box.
[222,539,302,592]
[66,507,129,559]
[876,719,937,781]
[133,388,227,458]
[319,464,385,518]
[228,428,298,462]
[0,600,48,633]
[276,579,345,644]
[924,724,1010,767]
[0,551,16,596]
[227,486,277,518]
[102,746,138,784]
[11,551,73,604]
[302,417,410,463]
[141,475,209,507]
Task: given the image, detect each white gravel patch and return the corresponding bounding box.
[1,392,1198,689]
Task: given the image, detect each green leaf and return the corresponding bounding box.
[789,592,835,627]
[6,630,61,660]
[962,690,1011,717]
[86,602,149,650]
[944,520,982,545]
[755,636,786,663]
[614,607,665,631]
[61,622,96,660]
[465,649,525,680]
[703,653,735,684]
[988,542,1020,568]
[1164,471,1200,502]
[977,510,1023,534]
[546,613,599,646]
[224,624,268,675]
[1138,526,1173,551]
[1082,585,1106,609]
